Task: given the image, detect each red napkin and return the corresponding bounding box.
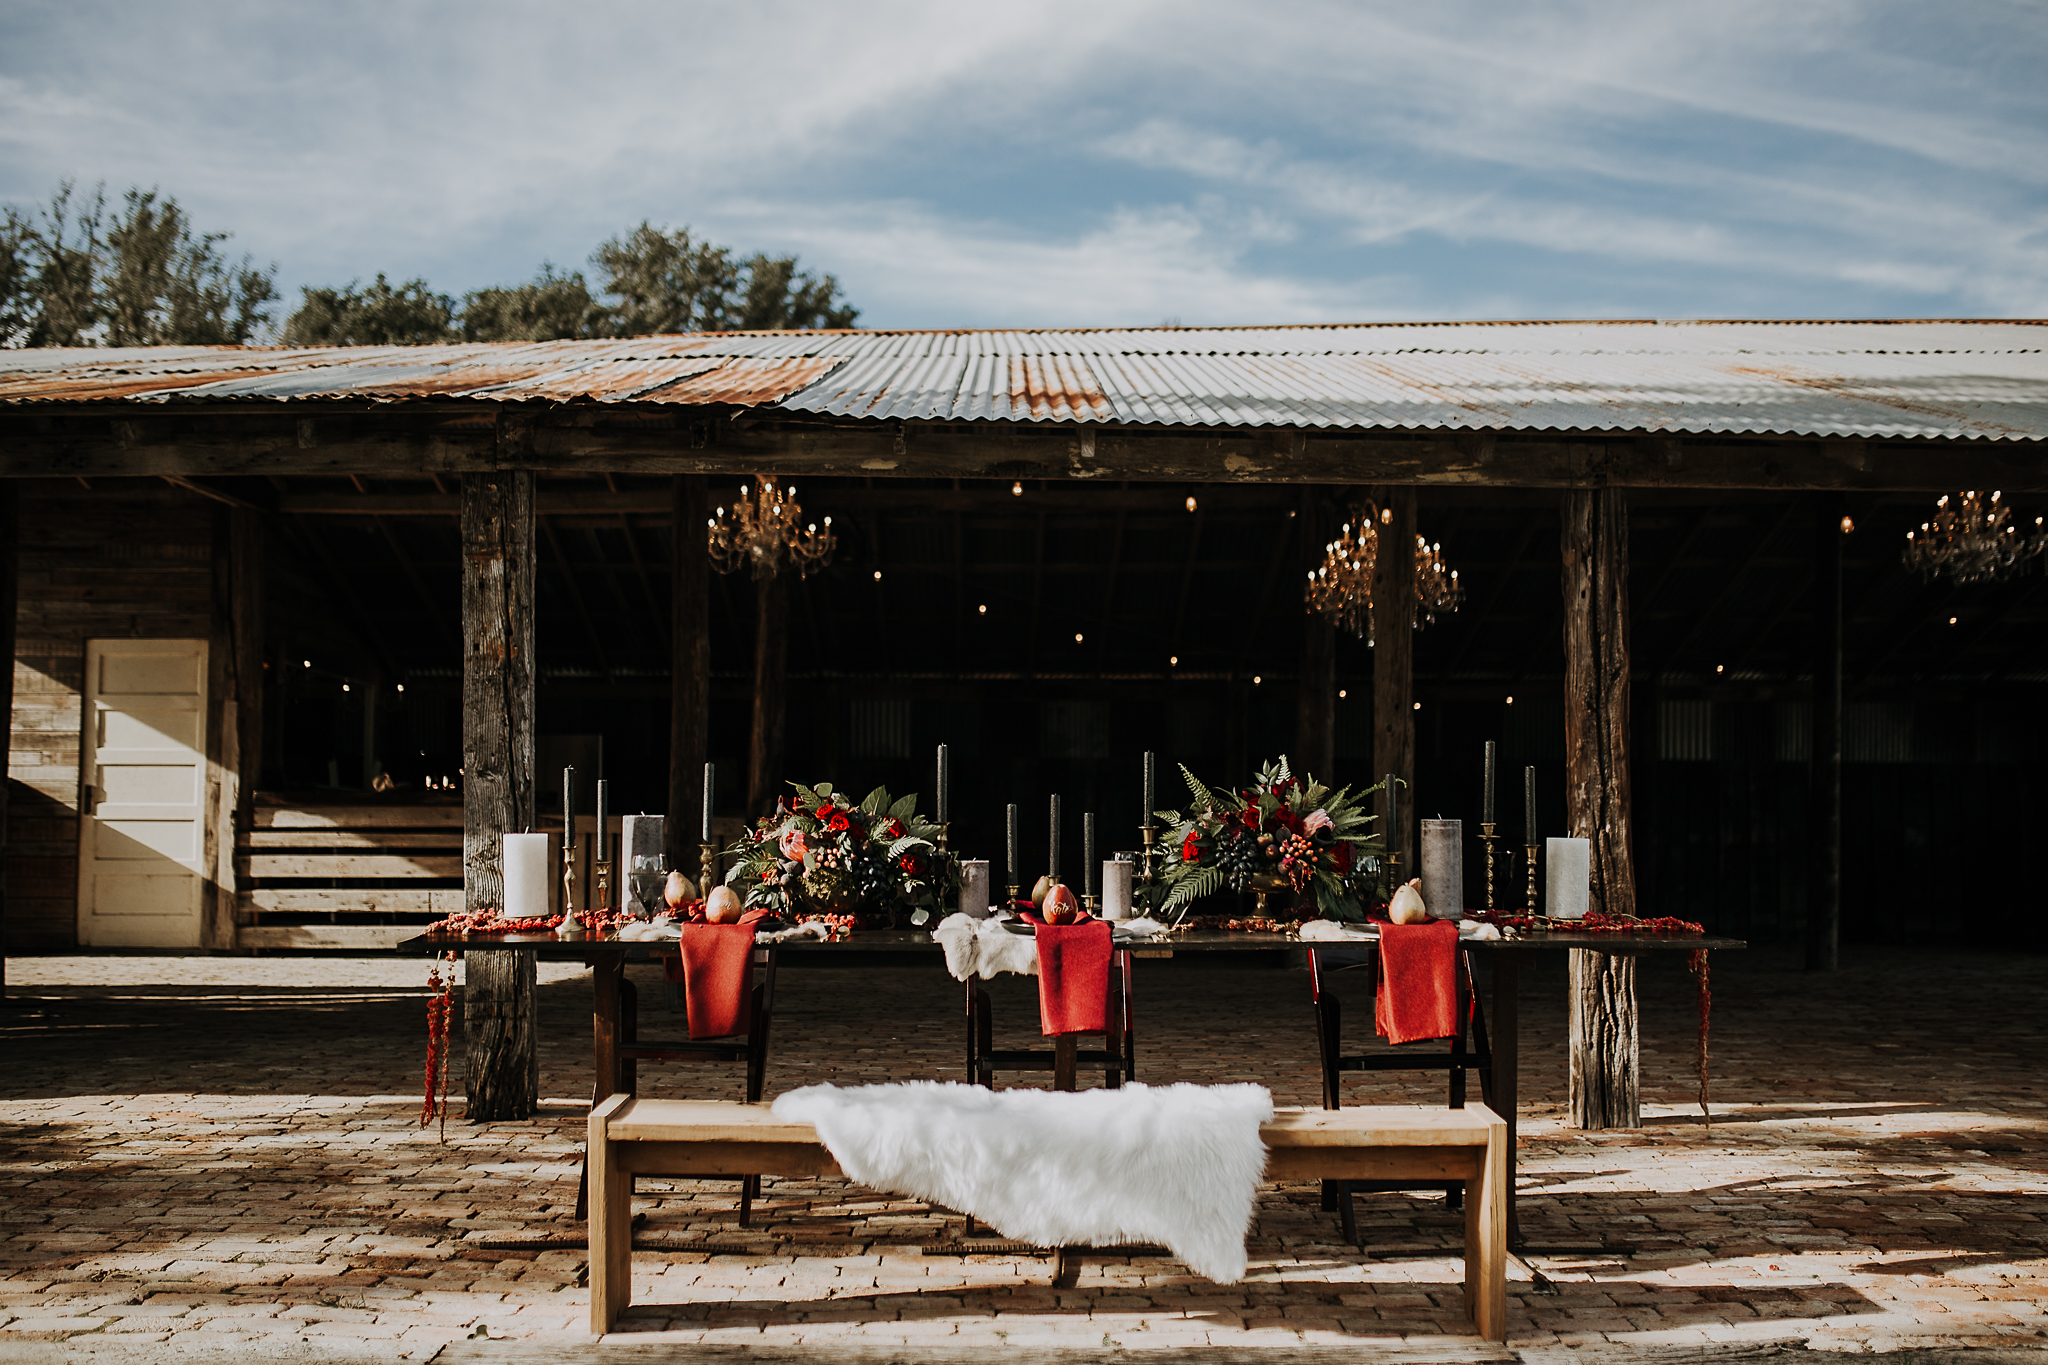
[1373,918,1461,1045]
[663,923,756,1039]
[1034,919,1112,1036]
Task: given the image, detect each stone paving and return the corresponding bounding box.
[0,943,2043,1361]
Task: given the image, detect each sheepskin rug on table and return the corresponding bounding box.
[771,1080,1273,1282]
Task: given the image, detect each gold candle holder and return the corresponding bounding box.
[699,841,717,902]
[1479,822,1498,913]
[1525,843,1540,915]
[593,858,612,922]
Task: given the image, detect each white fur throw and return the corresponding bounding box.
[933,913,1040,980]
[772,1080,1273,1282]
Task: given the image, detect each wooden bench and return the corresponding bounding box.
[586,1095,1507,1341]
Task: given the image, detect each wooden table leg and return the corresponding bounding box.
[1489,955,1521,1247]
[1052,1034,1077,1092]
[1052,1245,1082,1287]
[592,954,624,1104]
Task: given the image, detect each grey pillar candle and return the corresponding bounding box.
[1083,812,1097,896]
[936,743,950,824]
[1049,794,1062,882]
[1482,741,1496,825]
[701,762,715,843]
[1420,817,1464,920]
[1142,751,1155,827]
[1006,803,1019,891]
[595,779,609,865]
[563,767,576,844]
[1523,766,1537,845]
[960,859,990,918]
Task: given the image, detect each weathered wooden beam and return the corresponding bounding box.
[1372,489,1417,877]
[460,467,538,1122]
[668,476,708,872]
[5,407,2040,490]
[0,482,15,992]
[1560,486,1639,1130]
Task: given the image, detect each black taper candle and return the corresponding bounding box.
[1084,812,1097,896]
[1049,794,1062,882]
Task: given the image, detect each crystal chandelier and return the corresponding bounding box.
[1305,514,1376,636]
[1902,490,2045,585]
[1413,534,1464,624]
[1304,502,1463,637]
[708,477,835,580]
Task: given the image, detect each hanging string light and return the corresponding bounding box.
[1902,490,2045,585]
[708,477,836,580]
[1304,501,1465,638]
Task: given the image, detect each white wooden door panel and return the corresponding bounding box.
[78,639,209,947]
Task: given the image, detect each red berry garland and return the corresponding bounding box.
[421,952,454,1139]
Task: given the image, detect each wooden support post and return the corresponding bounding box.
[1296,488,1336,777]
[229,510,263,833]
[746,572,789,818]
[1560,486,1640,1129]
[1372,487,1416,874]
[1806,496,1844,972]
[668,476,709,871]
[0,482,15,998]
[461,468,538,1122]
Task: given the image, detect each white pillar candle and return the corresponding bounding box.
[959,859,991,919]
[1545,836,1590,919]
[1101,861,1135,920]
[1420,818,1464,921]
[502,832,552,918]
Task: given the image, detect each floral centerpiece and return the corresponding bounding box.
[725,781,954,927]
[1153,756,1383,923]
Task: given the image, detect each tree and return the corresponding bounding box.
[591,223,858,334]
[0,181,278,347]
[461,264,605,342]
[101,189,277,346]
[282,275,457,346]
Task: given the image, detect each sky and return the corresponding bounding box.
[3,0,2045,330]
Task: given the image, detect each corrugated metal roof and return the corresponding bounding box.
[1,320,2043,440]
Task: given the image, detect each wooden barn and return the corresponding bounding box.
[2,319,2045,967]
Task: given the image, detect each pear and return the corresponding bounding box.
[664,869,697,908]
[703,884,745,924]
[1387,878,1429,924]
[1042,882,1082,925]
[1030,874,1053,908]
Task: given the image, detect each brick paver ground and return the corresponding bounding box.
[1,944,2043,1361]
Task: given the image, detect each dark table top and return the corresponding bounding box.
[395,924,1745,958]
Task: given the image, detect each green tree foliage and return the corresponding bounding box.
[461,264,605,342]
[281,275,458,346]
[285,220,860,345]
[0,182,277,347]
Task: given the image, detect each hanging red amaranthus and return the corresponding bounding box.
[422,952,455,1139]
[1689,949,1712,1127]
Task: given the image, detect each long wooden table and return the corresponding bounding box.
[400,922,1743,1244]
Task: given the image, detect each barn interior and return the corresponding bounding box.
[10,469,2038,953]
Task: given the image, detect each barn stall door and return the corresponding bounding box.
[77,639,209,947]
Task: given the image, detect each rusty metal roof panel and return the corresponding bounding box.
[2,321,2043,439]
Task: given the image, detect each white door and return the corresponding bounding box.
[77,639,209,947]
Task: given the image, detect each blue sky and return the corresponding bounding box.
[3,0,2044,330]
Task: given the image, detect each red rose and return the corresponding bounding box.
[1239,807,1261,831]
[896,851,927,876]
[1181,831,1203,863]
[1276,808,1305,835]
[825,809,853,833]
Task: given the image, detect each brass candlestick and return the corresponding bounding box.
[699,841,717,901]
[555,841,585,939]
[593,858,612,922]
[1525,843,1540,914]
[1479,822,1498,913]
